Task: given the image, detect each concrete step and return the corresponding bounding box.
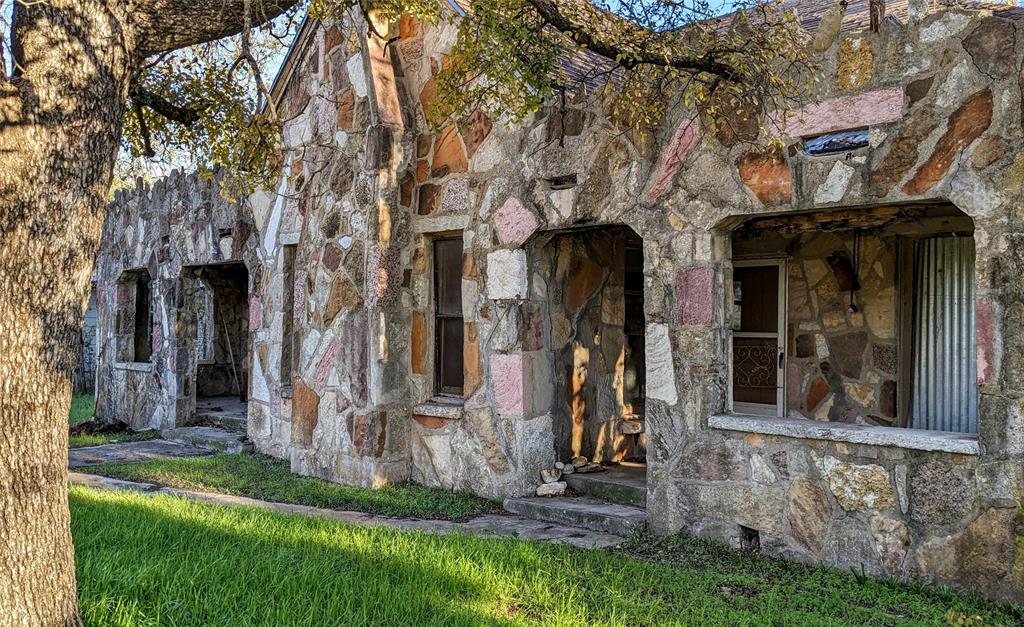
[564,471,647,508]
[195,412,247,433]
[503,496,647,537]
[162,427,245,454]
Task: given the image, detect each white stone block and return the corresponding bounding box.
[486,250,528,300]
[645,323,678,405]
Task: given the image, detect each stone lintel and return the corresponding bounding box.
[709,414,980,455]
[412,398,465,420]
[411,214,470,234]
[114,361,154,372]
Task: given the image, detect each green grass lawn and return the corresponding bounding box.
[71,485,1021,627]
[70,394,96,426]
[80,453,503,521]
[68,394,160,448]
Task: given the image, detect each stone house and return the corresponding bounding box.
[95,0,1024,601]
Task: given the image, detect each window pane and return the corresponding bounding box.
[437,318,464,393]
[734,266,779,333]
[435,238,463,316]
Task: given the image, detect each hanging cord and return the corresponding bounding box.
[849,231,860,313]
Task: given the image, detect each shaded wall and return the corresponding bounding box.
[533,227,646,463]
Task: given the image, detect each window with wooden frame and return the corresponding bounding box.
[433,237,464,396]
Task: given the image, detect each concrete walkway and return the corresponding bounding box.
[69,439,213,468]
[69,458,624,549]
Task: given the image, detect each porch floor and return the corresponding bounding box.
[564,462,647,507]
[194,396,248,433]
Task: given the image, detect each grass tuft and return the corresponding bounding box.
[70,485,1024,626]
[80,453,502,521]
[70,430,161,449]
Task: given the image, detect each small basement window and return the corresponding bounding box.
[803,129,869,156]
[434,237,464,396]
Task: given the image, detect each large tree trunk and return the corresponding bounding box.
[0,3,131,623]
[0,1,295,623]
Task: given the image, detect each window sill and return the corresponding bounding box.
[413,397,464,420]
[114,362,153,372]
[709,414,980,455]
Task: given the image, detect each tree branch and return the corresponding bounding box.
[525,0,735,78]
[129,82,204,126]
[133,0,301,57]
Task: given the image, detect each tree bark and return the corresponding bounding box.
[0,1,295,624]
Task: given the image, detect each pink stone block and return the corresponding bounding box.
[976,297,995,384]
[152,322,163,353]
[675,267,716,326]
[786,362,802,410]
[647,121,697,204]
[775,87,903,140]
[491,353,525,415]
[249,297,262,330]
[494,197,539,247]
[314,338,341,392]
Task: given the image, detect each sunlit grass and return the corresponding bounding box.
[80,453,502,521]
[71,485,1021,627]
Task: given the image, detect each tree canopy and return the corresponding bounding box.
[115,0,810,190]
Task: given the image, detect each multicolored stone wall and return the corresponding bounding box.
[96,4,1024,602]
[95,170,255,429]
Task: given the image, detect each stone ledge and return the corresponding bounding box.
[709,414,980,455]
[114,361,153,372]
[412,398,464,420]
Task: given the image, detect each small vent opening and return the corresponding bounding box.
[739,525,761,553]
[803,129,869,156]
[545,174,578,190]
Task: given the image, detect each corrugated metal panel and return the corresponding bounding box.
[911,237,978,433]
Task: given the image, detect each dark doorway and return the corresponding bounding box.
[534,225,646,465]
[193,263,249,410]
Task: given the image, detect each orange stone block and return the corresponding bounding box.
[411,311,427,375]
[903,89,992,196]
[399,15,419,39]
[736,148,792,205]
[336,90,355,129]
[431,126,468,178]
[419,78,436,120]
[291,379,320,446]
[464,322,482,398]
